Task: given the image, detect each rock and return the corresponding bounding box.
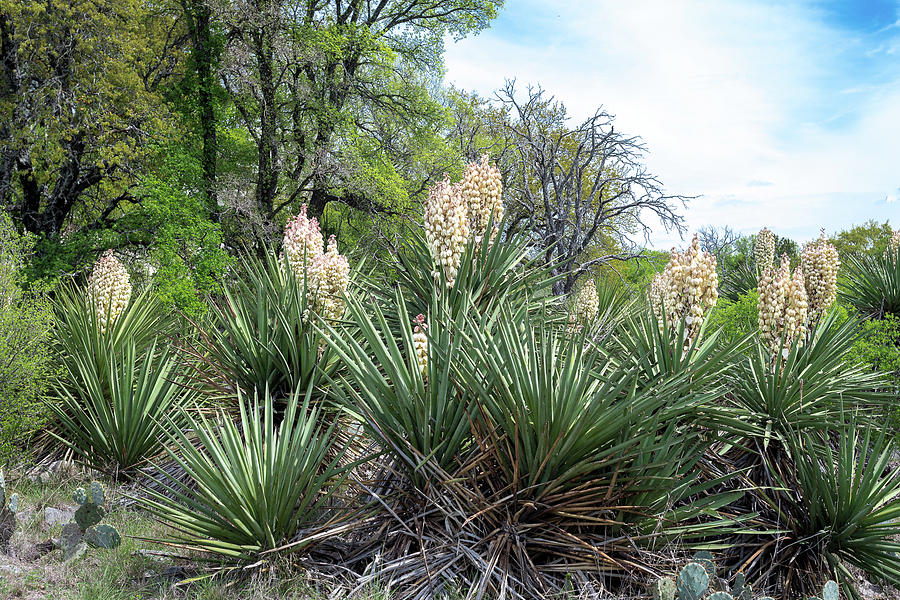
[15,509,32,523]
[44,507,75,527]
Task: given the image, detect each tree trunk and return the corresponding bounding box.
[253,23,278,222]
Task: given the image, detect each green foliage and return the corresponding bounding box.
[841,248,900,318]
[707,290,758,346]
[0,214,55,465]
[50,339,193,478]
[846,313,900,393]
[138,387,349,564]
[189,253,338,404]
[831,219,894,258]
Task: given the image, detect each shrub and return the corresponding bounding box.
[0,213,54,465]
[706,289,758,346]
[50,339,193,478]
[139,387,350,565]
[847,312,900,394]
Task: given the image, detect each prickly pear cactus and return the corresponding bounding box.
[706,593,733,600]
[732,572,752,600]
[677,562,710,600]
[57,481,121,560]
[653,576,677,600]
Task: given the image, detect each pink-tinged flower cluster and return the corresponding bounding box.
[412,313,428,379]
[755,227,775,272]
[281,204,349,321]
[460,153,503,244]
[801,231,839,323]
[87,250,131,333]
[424,175,470,288]
[758,255,808,358]
[651,235,719,346]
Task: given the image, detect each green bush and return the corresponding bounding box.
[0,214,55,465]
[705,289,758,346]
[847,313,900,394]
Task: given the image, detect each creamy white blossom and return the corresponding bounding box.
[801,231,839,323]
[570,279,599,325]
[87,250,131,333]
[758,255,808,357]
[460,153,504,244]
[755,227,775,273]
[412,313,428,379]
[424,175,469,287]
[311,235,350,321]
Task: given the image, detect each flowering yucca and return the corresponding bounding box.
[755,227,775,272]
[758,255,808,357]
[888,229,900,255]
[281,204,349,321]
[460,153,504,244]
[801,231,839,323]
[424,175,470,287]
[282,204,325,285]
[570,279,599,325]
[311,235,350,321]
[412,314,428,378]
[652,235,719,345]
[87,250,131,332]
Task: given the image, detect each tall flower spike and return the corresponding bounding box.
[649,272,666,320]
[424,175,469,288]
[87,250,131,333]
[412,314,428,379]
[310,235,350,322]
[888,229,900,256]
[758,255,808,358]
[282,204,324,285]
[570,279,599,325]
[801,230,839,323]
[755,227,775,272]
[460,153,504,244]
[656,235,719,347]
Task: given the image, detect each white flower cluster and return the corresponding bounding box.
[758,255,808,358]
[888,229,900,256]
[412,313,428,379]
[570,279,599,325]
[282,204,349,321]
[460,153,504,244]
[87,250,131,333]
[652,235,719,344]
[424,175,470,288]
[755,227,775,272]
[801,231,839,322]
[313,235,350,321]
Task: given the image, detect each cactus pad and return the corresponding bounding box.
[677,562,710,600]
[74,501,105,530]
[822,581,838,600]
[707,593,733,600]
[84,524,121,550]
[652,577,676,600]
[59,522,85,560]
[89,481,106,506]
[73,487,88,505]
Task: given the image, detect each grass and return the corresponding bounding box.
[0,470,390,600]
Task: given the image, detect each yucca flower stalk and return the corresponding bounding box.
[754,227,775,274]
[758,255,808,359]
[87,250,131,333]
[801,230,839,326]
[281,204,349,322]
[412,313,428,379]
[460,153,503,244]
[424,175,470,288]
[652,234,719,347]
[568,277,599,331]
[888,229,900,255]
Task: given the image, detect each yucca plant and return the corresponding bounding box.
[49,339,192,478]
[322,289,474,485]
[348,303,741,599]
[840,248,900,318]
[186,253,338,404]
[138,386,351,567]
[720,262,758,302]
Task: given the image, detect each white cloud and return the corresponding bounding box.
[444,0,900,249]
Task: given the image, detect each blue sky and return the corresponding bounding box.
[443,0,900,249]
